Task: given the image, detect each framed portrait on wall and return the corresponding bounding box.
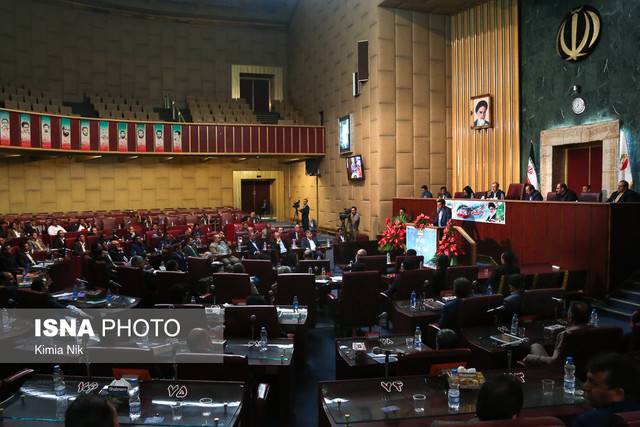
[338,114,351,154]
[470,94,492,130]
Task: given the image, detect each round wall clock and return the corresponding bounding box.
[572,97,586,114]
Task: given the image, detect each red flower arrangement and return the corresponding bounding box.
[413,213,432,230]
[378,217,407,252]
[436,219,464,260]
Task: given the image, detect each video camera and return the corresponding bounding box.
[339,208,350,221]
[292,200,300,209]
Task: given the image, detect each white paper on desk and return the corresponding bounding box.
[368,353,398,364]
[331,276,343,282]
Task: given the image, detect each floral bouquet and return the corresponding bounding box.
[413,213,431,230]
[378,217,407,252]
[436,219,464,261]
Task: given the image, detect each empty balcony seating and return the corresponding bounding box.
[1,85,72,115]
[187,96,258,124]
[271,100,306,124]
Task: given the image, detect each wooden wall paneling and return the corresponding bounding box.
[450,0,519,194]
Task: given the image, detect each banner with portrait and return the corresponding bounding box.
[99,121,109,151]
[0,111,9,146]
[80,120,91,150]
[135,123,146,152]
[154,124,164,152]
[117,122,128,152]
[171,124,182,152]
[41,116,52,148]
[60,118,71,149]
[445,199,506,225]
[19,114,31,147]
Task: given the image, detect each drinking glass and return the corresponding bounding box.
[413,394,427,413]
[405,337,414,349]
[200,397,213,417]
[518,327,526,338]
[542,379,555,396]
[171,401,183,421]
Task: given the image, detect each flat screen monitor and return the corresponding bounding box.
[338,114,351,154]
[346,154,364,181]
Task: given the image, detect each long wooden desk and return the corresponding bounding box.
[393,198,640,298]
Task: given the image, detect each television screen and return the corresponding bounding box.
[338,114,351,154]
[346,155,364,181]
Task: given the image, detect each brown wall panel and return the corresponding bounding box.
[451,0,519,194]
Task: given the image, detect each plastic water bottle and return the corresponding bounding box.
[259,326,268,352]
[78,280,86,301]
[410,290,417,310]
[262,241,267,251]
[590,309,599,327]
[510,314,519,336]
[53,365,66,397]
[414,326,422,349]
[386,252,391,264]
[72,282,79,301]
[105,289,113,305]
[448,369,460,410]
[1,308,8,329]
[190,295,196,304]
[292,296,299,312]
[486,283,493,295]
[128,378,141,421]
[308,267,313,275]
[321,267,326,277]
[159,260,166,271]
[564,356,576,395]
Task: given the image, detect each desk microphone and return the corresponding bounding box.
[487,305,506,313]
[551,297,563,302]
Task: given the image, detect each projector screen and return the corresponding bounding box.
[405,225,438,262]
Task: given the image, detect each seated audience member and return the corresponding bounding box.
[485,181,505,200]
[522,300,592,365]
[462,185,474,198]
[246,287,267,305]
[182,237,198,258]
[607,179,640,203]
[432,374,523,426]
[47,219,66,237]
[420,184,433,198]
[426,254,449,298]
[435,328,459,350]
[523,184,543,201]
[16,242,37,270]
[582,184,592,193]
[165,246,186,270]
[28,232,46,252]
[164,259,180,272]
[349,249,367,272]
[186,328,216,353]
[191,223,203,237]
[0,244,20,274]
[384,253,422,298]
[246,233,265,258]
[128,236,146,258]
[271,231,289,262]
[72,234,89,256]
[301,230,321,259]
[290,224,304,244]
[503,274,525,318]
[129,255,148,270]
[555,182,578,201]
[437,186,452,199]
[333,227,347,245]
[22,220,35,236]
[51,230,66,252]
[29,276,66,308]
[67,219,85,233]
[208,233,239,264]
[486,250,519,293]
[65,394,119,427]
[573,353,640,427]
[439,277,473,331]
[7,221,21,239]
[108,241,128,263]
[125,226,137,241]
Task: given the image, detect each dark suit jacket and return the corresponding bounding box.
[556,190,578,202]
[17,252,35,269]
[439,299,460,331]
[487,264,520,290]
[524,190,543,201]
[247,240,262,256]
[0,254,20,273]
[72,241,87,256]
[129,242,147,258]
[607,190,640,203]
[290,231,304,242]
[271,239,290,254]
[300,205,310,229]
[350,261,367,272]
[301,237,320,250]
[51,237,66,250]
[435,207,452,227]
[485,190,505,200]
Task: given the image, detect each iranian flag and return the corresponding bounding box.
[526,144,539,189]
[619,129,633,187]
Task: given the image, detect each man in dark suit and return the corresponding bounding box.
[246,233,264,258]
[503,274,525,319]
[16,242,37,270]
[434,198,452,227]
[485,181,505,200]
[72,234,89,256]
[349,249,368,271]
[128,236,147,258]
[523,184,543,201]
[555,182,578,201]
[271,231,289,261]
[301,230,321,259]
[300,198,310,231]
[290,224,304,246]
[439,277,473,331]
[607,180,640,203]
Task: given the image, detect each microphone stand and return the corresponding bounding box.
[384,350,391,381]
[249,315,256,349]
